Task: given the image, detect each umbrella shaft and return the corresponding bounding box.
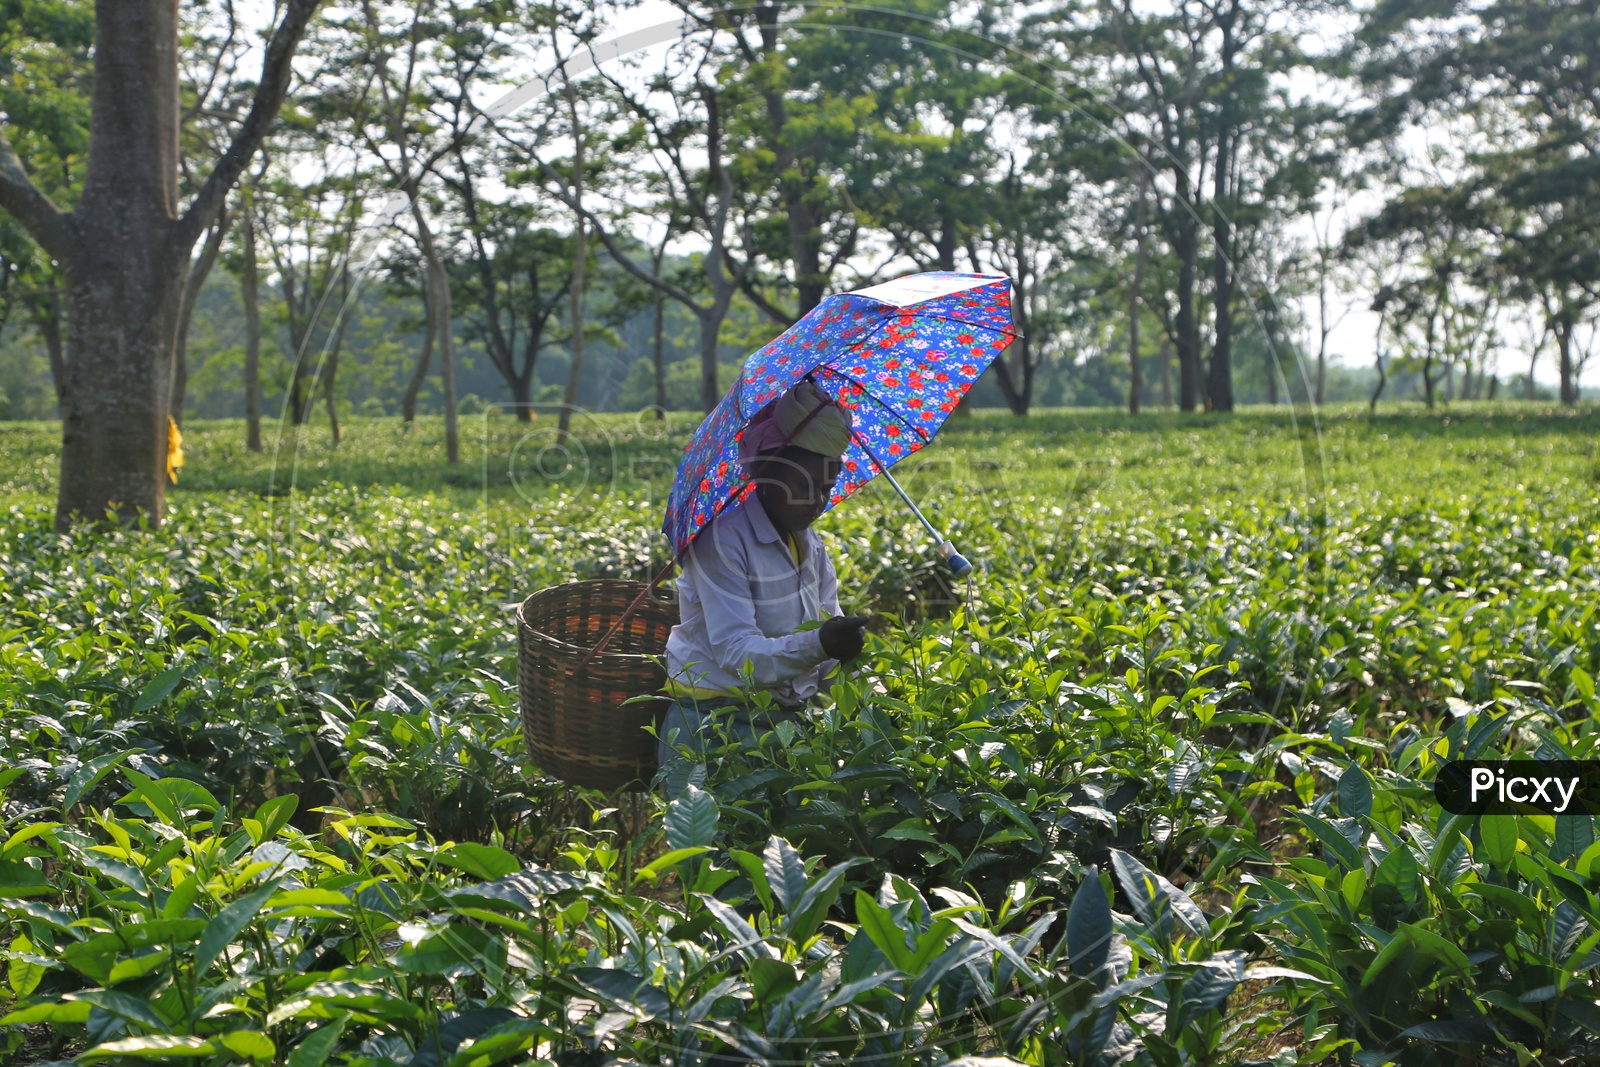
[856,438,944,543]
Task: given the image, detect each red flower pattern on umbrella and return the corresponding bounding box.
[664,272,1015,553]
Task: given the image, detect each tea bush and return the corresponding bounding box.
[2,404,1598,1065]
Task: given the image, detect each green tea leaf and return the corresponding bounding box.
[762,836,808,912]
[62,752,129,814]
[1555,816,1594,863]
[1360,930,1410,989]
[1341,868,1366,911]
[0,1000,92,1025]
[665,784,718,850]
[217,1031,276,1060]
[7,934,43,997]
[1480,815,1518,869]
[163,877,201,920]
[1338,765,1373,819]
[131,663,188,715]
[635,847,713,882]
[438,843,520,881]
[285,1017,347,1067]
[0,858,50,898]
[726,849,774,913]
[1067,868,1113,980]
[66,988,169,1031]
[254,795,298,840]
[1397,922,1472,979]
[1572,666,1596,703]
[78,1035,217,1062]
[107,949,171,985]
[194,879,282,978]
[1110,849,1207,939]
[393,924,498,975]
[855,890,914,972]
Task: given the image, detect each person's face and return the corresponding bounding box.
[756,449,841,534]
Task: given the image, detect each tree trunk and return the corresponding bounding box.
[936,210,958,273]
[323,371,341,444]
[1206,15,1238,414]
[989,341,1032,416]
[1528,332,1540,399]
[1159,341,1172,408]
[1128,192,1148,416]
[290,353,314,425]
[0,0,316,530]
[697,311,721,413]
[1207,245,1235,412]
[242,203,262,451]
[321,259,350,446]
[559,214,587,444]
[1369,352,1387,412]
[652,289,666,418]
[58,261,182,527]
[170,206,231,426]
[409,198,458,460]
[435,256,458,458]
[1557,318,1576,405]
[1423,354,1436,409]
[1174,215,1201,412]
[402,279,434,425]
[31,293,66,410]
[54,1,184,528]
[558,75,588,444]
[1315,319,1328,406]
[509,372,534,422]
[788,196,825,315]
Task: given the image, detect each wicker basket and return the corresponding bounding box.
[517,579,679,792]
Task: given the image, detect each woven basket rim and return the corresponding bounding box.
[517,581,677,666]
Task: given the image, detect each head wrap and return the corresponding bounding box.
[738,379,853,467]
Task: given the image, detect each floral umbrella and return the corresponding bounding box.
[663,271,1016,555]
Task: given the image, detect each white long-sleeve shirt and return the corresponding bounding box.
[665,493,841,706]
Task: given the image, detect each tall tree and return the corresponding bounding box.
[257,162,362,432]
[0,0,90,411]
[556,41,588,445]
[1351,0,1600,404]
[1049,0,1330,412]
[0,0,320,530]
[508,29,760,413]
[444,162,575,422]
[331,0,517,462]
[239,184,263,450]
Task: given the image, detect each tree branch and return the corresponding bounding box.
[0,130,73,262]
[535,145,702,313]
[177,0,321,252]
[727,256,796,326]
[485,110,705,315]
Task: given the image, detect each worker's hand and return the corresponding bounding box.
[819,615,871,661]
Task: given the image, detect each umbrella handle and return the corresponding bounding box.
[853,435,975,578]
[935,540,974,579]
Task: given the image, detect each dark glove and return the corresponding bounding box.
[819,615,871,661]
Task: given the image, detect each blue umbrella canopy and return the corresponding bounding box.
[663,271,1016,554]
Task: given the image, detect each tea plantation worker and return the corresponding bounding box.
[656,379,871,769]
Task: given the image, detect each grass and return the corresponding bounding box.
[3,399,1594,506]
